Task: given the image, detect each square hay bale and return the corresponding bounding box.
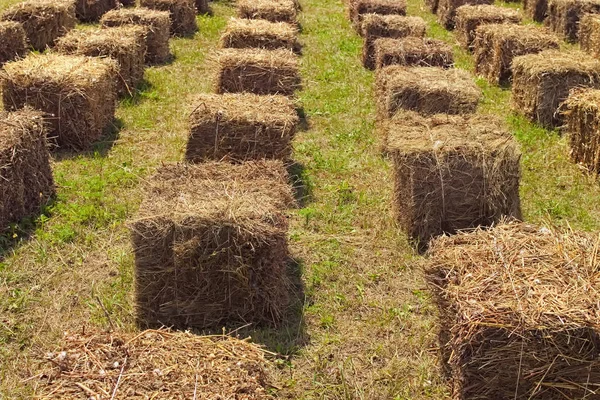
[524,0,548,21]
[75,0,117,22]
[0,21,27,67]
[386,112,521,249]
[220,17,300,53]
[545,0,600,42]
[195,0,210,14]
[129,161,294,329]
[375,66,481,120]
[216,48,301,96]
[473,24,560,85]
[140,0,197,37]
[426,222,600,400]
[512,50,600,128]
[454,5,522,50]
[349,0,407,33]
[426,0,440,13]
[374,37,454,70]
[238,0,298,25]
[1,54,118,150]
[0,109,54,231]
[1,0,75,52]
[361,14,427,69]
[33,330,272,398]
[436,0,494,30]
[563,88,600,172]
[186,93,298,162]
[580,13,600,58]
[101,8,172,65]
[56,26,147,97]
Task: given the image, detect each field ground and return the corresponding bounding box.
[1,0,600,398]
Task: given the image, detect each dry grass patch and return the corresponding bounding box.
[238,0,298,25]
[140,0,197,37]
[545,0,600,42]
[563,88,600,173]
[374,36,454,69]
[349,0,407,33]
[436,0,494,30]
[0,21,26,66]
[454,5,521,50]
[220,17,300,53]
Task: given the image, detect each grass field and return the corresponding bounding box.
[2,0,600,398]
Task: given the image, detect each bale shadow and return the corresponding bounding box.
[287,161,313,207]
[296,106,310,132]
[52,117,123,161]
[122,79,157,106]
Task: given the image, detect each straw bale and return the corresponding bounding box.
[220,17,300,53]
[386,112,521,250]
[0,108,54,231]
[101,8,171,65]
[1,54,118,150]
[349,0,407,33]
[374,36,454,70]
[216,48,301,96]
[426,0,439,13]
[0,0,75,52]
[238,0,298,25]
[75,0,118,22]
[0,21,26,67]
[473,24,560,85]
[129,161,294,329]
[545,0,600,41]
[33,329,273,398]
[186,93,298,162]
[512,49,600,128]
[427,221,600,399]
[524,0,548,21]
[361,14,427,69]
[454,5,521,50]
[140,0,197,37]
[579,13,600,57]
[563,87,600,172]
[56,26,147,97]
[195,0,210,14]
[375,66,481,120]
[437,0,494,29]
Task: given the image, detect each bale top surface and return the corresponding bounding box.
[238,0,297,14]
[476,23,560,44]
[455,4,521,20]
[362,13,427,33]
[564,87,600,112]
[1,0,73,18]
[100,6,171,24]
[0,108,45,151]
[217,47,299,68]
[56,25,146,52]
[380,65,481,97]
[513,49,600,75]
[224,16,298,38]
[376,36,453,55]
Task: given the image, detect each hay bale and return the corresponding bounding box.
[426,0,440,14]
[563,88,600,172]
[361,14,427,69]
[34,330,272,398]
[375,66,481,120]
[0,21,27,67]
[436,0,494,30]
[216,48,301,96]
[1,54,118,150]
[140,0,197,37]
[56,26,147,97]
[238,0,298,25]
[129,161,294,329]
[0,108,54,231]
[386,112,521,250]
[374,36,454,70]
[580,13,600,58]
[75,0,118,22]
[100,8,172,65]
[512,49,600,128]
[186,93,298,162]
[545,0,600,42]
[454,5,521,50]
[524,0,548,21]
[473,24,560,85]
[195,0,210,14]
[348,0,407,33]
[426,221,600,399]
[220,17,300,53]
[1,0,75,52]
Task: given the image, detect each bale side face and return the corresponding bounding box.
[0,109,54,230]
[186,93,299,162]
[512,50,600,128]
[1,0,76,51]
[140,0,197,37]
[237,0,298,24]
[220,18,300,53]
[579,13,600,57]
[524,0,548,21]
[563,88,600,172]
[195,0,210,14]
[0,21,27,66]
[349,0,407,33]
[545,0,600,42]
[436,0,494,29]
[374,37,454,70]
[454,5,521,49]
[75,0,118,22]
[216,49,301,96]
[1,54,118,150]
[130,161,294,329]
[100,8,172,64]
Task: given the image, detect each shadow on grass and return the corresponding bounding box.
[296,106,310,132]
[288,161,313,207]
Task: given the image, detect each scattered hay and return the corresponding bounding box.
[0,21,27,67]
[386,112,521,250]
[129,161,294,329]
[436,0,494,29]
[524,0,548,21]
[220,17,300,53]
[454,5,521,50]
[101,8,172,65]
[1,0,75,52]
[545,0,600,42]
[140,0,197,37]
[186,93,298,162]
[473,24,559,85]
[238,0,298,25]
[33,329,273,398]
[349,0,407,33]
[563,88,600,172]
[361,14,427,69]
[1,54,118,150]
[75,0,117,22]
[216,48,301,96]
[0,108,54,231]
[512,49,600,128]
[580,13,600,58]
[375,65,481,120]
[374,36,454,70]
[426,221,600,399]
